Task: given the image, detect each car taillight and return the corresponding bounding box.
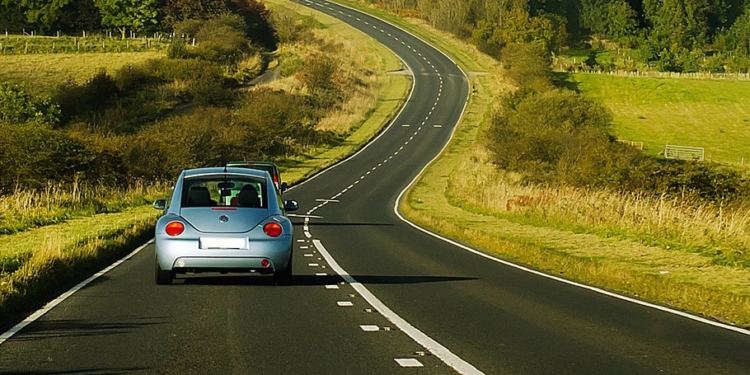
[263,222,282,237]
[166,221,185,236]
[273,174,279,184]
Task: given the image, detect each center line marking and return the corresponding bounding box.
[396,358,424,368]
[313,240,483,375]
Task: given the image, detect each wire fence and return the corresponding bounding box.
[0,32,173,54]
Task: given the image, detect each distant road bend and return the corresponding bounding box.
[2,1,750,374]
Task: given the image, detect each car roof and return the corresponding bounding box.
[182,167,268,179]
[226,161,278,167]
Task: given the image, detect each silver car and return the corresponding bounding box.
[152,167,299,285]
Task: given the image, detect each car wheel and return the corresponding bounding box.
[274,251,293,285]
[155,258,173,285]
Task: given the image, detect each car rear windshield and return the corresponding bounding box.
[182,175,268,209]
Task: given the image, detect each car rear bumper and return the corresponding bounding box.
[155,236,292,272]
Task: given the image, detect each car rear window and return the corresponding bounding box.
[182,175,268,208]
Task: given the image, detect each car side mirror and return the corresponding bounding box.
[284,200,299,212]
[280,182,288,193]
[153,199,167,210]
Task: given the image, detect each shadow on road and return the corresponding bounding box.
[290,221,395,227]
[1,368,149,375]
[178,274,477,286]
[7,317,163,343]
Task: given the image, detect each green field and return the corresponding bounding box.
[0,51,165,95]
[568,73,750,165]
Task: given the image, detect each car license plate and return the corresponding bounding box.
[199,237,247,250]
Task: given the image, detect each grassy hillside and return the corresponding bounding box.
[0,52,165,95]
[568,73,750,165]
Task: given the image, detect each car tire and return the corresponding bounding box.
[155,258,173,285]
[274,251,293,285]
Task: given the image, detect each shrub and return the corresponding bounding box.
[0,123,126,192]
[178,14,253,65]
[54,70,120,126]
[501,43,554,91]
[0,83,61,127]
[235,89,324,157]
[167,38,190,59]
[487,89,750,201]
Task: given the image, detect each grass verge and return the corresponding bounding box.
[0,206,159,330]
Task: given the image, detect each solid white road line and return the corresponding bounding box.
[313,240,483,375]
[0,239,155,346]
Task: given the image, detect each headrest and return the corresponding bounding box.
[237,184,261,207]
[188,186,212,206]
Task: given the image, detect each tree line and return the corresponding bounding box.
[364,0,750,72]
[1,0,275,48]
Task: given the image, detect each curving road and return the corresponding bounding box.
[2,1,750,374]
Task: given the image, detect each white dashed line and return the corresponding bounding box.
[313,240,482,375]
[395,358,424,368]
[308,263,319,267]
[325,284,340,290]
[315,273,328,276]
[360,325,380,332]
[304,253,313,257]
[337,301,354,307]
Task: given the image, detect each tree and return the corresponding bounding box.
[607,0,637,44]
[94,0,158,39]
[18,0,70,33]
[0,83,60,127]
[0,0,28,32]
[161,0,225,28]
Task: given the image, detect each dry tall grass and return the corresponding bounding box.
[448,147,750,266]
[0,179,168,235]
[262,29,382,135]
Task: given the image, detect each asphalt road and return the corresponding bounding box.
[2,1,750,374]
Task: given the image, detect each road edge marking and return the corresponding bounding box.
[0,239,155,346]
[313,239,484,375]
[393,163,750,337]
